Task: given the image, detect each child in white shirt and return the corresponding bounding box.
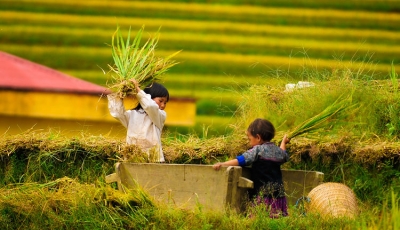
[107,79,169,162]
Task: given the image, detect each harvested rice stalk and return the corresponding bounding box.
[107,26,180,98]
[288,94,355,139]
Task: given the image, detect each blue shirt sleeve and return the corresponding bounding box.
[236,155,246,166]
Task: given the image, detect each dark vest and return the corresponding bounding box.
[248,157,285,199]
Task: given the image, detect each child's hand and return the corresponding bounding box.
[130,79,140,93]
[213,163,223,171]
[283,134,290,144]
[280,134,290,150]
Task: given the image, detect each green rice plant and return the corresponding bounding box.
[107,26,180,98]
[384,63,400,138]
[359,189,399,230]
[288,94,355,139]
[389,61,399,91]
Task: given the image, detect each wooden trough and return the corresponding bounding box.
[106,163,324,213]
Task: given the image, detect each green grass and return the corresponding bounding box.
[0,180,397,229]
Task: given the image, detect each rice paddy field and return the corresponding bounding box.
[1,0,400,131]
[1,0,400,229]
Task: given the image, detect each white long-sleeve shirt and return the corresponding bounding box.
[107,90,166,162]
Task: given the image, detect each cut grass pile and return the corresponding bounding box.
[1,125,399,177]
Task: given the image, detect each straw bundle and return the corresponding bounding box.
[306,182,359,219]
[107,26,180,98]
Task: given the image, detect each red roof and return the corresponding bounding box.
[0,51,110,95]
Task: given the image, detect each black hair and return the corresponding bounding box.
[247,118,275,141]
[134,82,169,110]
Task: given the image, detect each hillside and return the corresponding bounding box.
[1,0,399,118]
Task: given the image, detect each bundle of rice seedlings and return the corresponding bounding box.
[107,25,180,98]
[288,94,355,139]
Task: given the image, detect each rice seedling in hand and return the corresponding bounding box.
[107,26,180,98]
[288,94,355,139]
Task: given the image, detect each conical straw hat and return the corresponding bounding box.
[306,182,358,219]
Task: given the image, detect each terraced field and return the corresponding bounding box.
[1,0,399,119]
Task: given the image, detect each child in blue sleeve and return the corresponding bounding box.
[213,118,290,218]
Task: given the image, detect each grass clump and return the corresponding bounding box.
[0,177,156,229]
[231,61,400,143]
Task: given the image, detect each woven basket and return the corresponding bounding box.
[306,182,358,219]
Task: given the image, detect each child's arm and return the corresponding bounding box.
[136,91,166,129]
[107,93,129,128]
[280,134,290,151]
[131,79,166,129]
[213,159,239,170]
[213,146,260,171]
[280,134,290,162]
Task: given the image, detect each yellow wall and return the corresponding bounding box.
[0,90,196,136]
[0,90,111,121]
[0,115,127,138]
